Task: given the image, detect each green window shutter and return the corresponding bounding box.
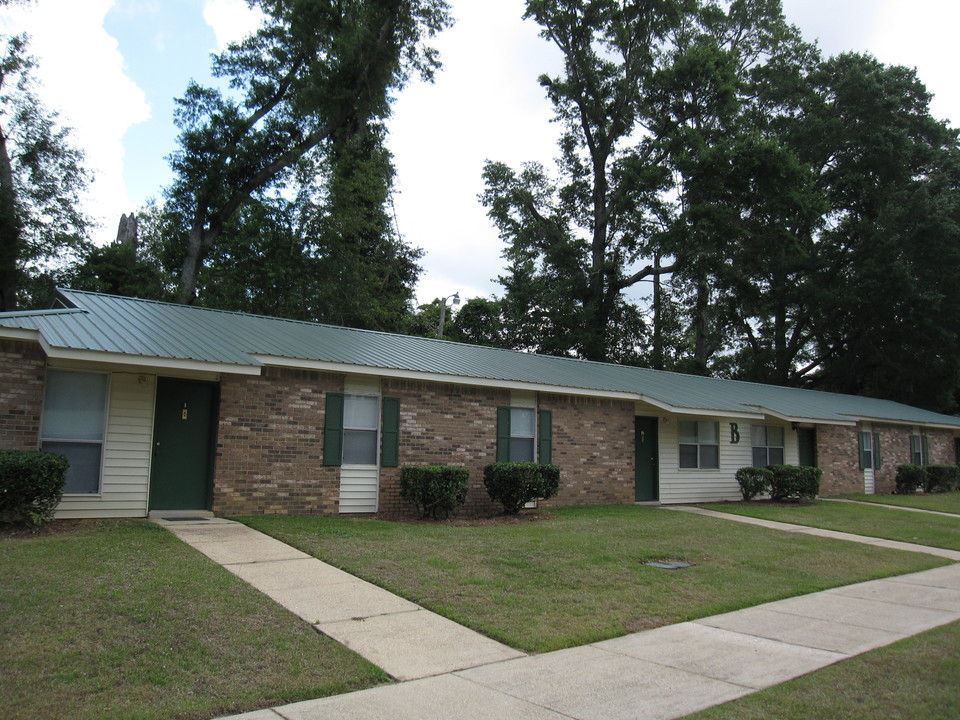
[496,407,511,463]
[922,435,930,466]
[380,397,400,468]
[323,393,344,467]
[857,432,867,470]
[538,409,552,465]
[873,432,882,470]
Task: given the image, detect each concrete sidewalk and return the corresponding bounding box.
[157,517,524,681]
[155,515,960,720]
[665,505,960,561]
[821,496,960,518]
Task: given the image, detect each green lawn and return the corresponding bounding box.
[686,620,960,720]
[833,492,960,515]
[0,519,386,720]
[237,505,948,653]
[699,499,960,551]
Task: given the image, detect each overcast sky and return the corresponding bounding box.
[3,0,958,306]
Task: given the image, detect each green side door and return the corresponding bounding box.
[149,378,217,511]
[635,416,659,502]
[797,427,817,467]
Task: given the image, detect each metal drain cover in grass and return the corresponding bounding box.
[644,561,694,570]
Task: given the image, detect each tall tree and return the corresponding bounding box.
[483,0,808,363]
[802,54,960,411]
[0,32,90,310]
[166,0,450,304]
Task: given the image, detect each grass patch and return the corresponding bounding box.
[834,492,960,515]
[0,519,386,720]
[700,500,960,551]
[236,505,948,653]
[686,620,960,719]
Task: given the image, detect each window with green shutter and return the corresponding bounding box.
[381,397,400,467]
[323,393,344,466]
[538,409,552,465]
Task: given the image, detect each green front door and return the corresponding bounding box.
[149,378,217,511]
[798,427,817,467]
[635,416,659,501]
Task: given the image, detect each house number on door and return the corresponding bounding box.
[181,403,189,421]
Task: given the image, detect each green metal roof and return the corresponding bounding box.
[2,288,958,429]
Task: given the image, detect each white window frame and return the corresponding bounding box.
[860,431,875,469]
[39,368,109,496]
[751,425,785,467]
[679,420,720,470]
[509,406,537,463]
[909,434,927,465]
[341,393,380,467]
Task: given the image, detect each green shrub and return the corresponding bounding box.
[895,464,927,494]
[482,462,560,514]
[923,465,959,494]
[768,464,821,501]
[399,465,469,519]
[0,450,68,527]
[735,466,773,501]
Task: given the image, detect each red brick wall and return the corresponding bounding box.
[925,428,956,466]
[539,393,635,507]
[816,424,862,495]
[815,423,958,495]
[378,381,636,516]
[379,379,508,516]
[213,367,343,515]
[0,340,46,451]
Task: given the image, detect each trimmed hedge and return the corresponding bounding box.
[768,464,821,501]
[924,465,960,494]
[482,462,560,514]
[399,465,469,519]
[0,450,68,527]
[895,464,927,494]
[735,466,773,501]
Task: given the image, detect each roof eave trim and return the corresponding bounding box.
[0,327,42,342]
[744,405,857,427]
[44,346,263,375]
[252,355,766,418]
[841,414,960,431]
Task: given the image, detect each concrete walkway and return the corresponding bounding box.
[156,517,960,720]
[665,505,960,561]
[821,496,960,518]
[157,517,523,681]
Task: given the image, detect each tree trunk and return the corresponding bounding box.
[176,224,209,305]
[0,125,21,312]
[652,253,664,370]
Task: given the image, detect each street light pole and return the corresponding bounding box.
[438,292,460,339]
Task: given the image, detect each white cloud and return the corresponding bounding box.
[388,0,564,304]
[2,0,151,241]
[202,0,264,51]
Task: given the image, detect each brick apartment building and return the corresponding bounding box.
[1,289,957,518]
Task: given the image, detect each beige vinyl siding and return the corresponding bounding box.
[657,415,797,504]
[55,372,156,518]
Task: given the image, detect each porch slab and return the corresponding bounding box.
[276,673,567,720]
[595,621,845,689]
[695,607,903,655]
[316,609,525,682]
[457,645,750,720]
